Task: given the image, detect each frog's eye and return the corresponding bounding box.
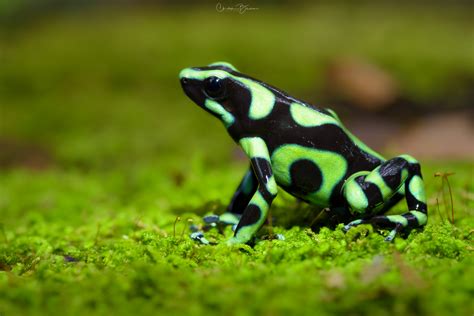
[203,76,225,99]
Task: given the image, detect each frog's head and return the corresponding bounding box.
[179,62,241,128]
[180,62,276,129]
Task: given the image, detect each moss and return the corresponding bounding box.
[1,162,472,316]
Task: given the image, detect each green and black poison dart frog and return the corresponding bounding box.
[179,62,428,245]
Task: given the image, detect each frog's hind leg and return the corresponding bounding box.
[342,155,428,241]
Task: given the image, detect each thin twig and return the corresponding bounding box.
[445,174,455,223]
[173,216,181,238]
[434,172,456,225]
[435,198,444,223]
[181,218,193,239]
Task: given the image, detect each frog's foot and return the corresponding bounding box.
[260,233,286,241]
[368,213,426,242]
[190,231,210,245]
[202,212,241,232]
[342,155,428,242]
[343,218,400,242]
[344,213,424,242]
[384,223,403,242]
[343,219,366,232]
[189,212,242,245]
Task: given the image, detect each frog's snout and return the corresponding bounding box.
[179,68,193,91]
[180,76,193,97]
[179,68,192,83]
[180,69,202,106]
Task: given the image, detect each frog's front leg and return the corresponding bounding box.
[343,155,428,241]
[195,165,257,243]
[218,165,258,226]
[227,137,277,245]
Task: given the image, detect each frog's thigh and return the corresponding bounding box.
[343,157,412,215]
[343,155,428,239]
[272,144,347,205]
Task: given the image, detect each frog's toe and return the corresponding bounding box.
[343,219,365,232]
[190,231,210,245]
[189,224,200,232]
[261,233,286,241]
[202,213,240,229]
[218,212,241,226]
[384,232,396,242]
[276,233,285,240]
[383,223,403,242]
[203,214,220,224]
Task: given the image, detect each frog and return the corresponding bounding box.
[179,61,428,245]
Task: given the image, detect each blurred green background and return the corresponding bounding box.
[0,1,473,315]
[1,0,473,171]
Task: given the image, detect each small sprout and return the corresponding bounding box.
[181,218,194,238]
[434,172,456,224]
[435,197,445,223]
[173,216,181,238]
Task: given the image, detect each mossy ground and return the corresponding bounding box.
[1,161,473,315]
[1,4,473,315]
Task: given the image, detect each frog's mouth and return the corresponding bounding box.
[180,77,207,109]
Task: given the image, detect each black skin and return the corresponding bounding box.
[181,64,427,243]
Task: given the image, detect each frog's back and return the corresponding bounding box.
[270,105,383,206]
[226,71,384,165]
[231,81,385,207]
[190,67,384,207]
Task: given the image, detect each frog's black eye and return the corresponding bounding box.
[203,76,225,99]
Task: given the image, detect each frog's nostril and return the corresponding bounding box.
[181,77,188,85]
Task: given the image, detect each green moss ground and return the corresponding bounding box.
[1,161,473,315]
[0,4,473,315]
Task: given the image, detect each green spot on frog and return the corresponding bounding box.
[271,144,347,206]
